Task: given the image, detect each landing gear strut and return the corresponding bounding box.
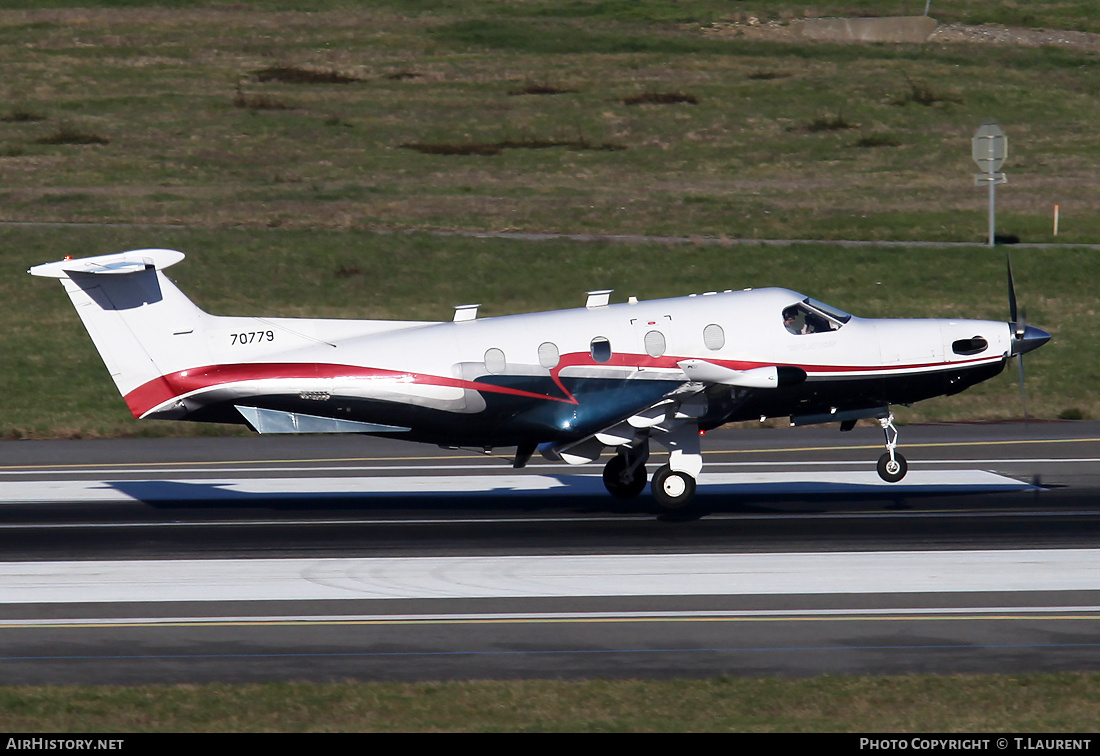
[650,422,703,510]
[602,447,649,499]
[876,413,908,483]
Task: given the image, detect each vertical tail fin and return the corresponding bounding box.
[29,249,210,418]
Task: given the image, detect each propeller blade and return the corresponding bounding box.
[1016,353,1029,420]
[1007,253,1018,327]
[1007,251,1032,421]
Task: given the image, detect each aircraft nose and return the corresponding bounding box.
[1011,324,1052,356]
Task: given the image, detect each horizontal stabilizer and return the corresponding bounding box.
[236,406,410,434]
[29,249,186,278]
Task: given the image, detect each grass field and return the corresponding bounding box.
[3,0,1099,438]
[3,674,1099,732]
[1,1,1099,242]
[4,1,1100,733]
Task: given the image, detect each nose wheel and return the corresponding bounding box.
[876,413,908,483]
[877,451,908,483]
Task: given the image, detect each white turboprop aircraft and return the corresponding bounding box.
[31,248,1050,510]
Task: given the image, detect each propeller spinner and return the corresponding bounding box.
[1007,255,1051,357]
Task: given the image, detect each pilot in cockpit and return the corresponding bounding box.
[783,307,799,334]
[784,303,835,335]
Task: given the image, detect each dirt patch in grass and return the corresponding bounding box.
[892,74,963,107]
[233,83,290,110]
[623,91,697,105]
[253,65,362,84]
[400,138,626,156]
[798,112,859,132]
[852,134,902,148]
[747,70,792,80]
[2,110,47,123]
[35,127,109,146]
[508,82,577,96]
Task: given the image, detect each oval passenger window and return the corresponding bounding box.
[644,330,666,358]
[703,323,725,350]
[590,337,612,363]
[484,347,506,374]
[538,341,560,369]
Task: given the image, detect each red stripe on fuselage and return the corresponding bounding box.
[124,362,578,418]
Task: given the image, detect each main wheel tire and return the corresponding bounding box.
[877,451,908,483]
[602,455,647,499]
[650,464,697,510]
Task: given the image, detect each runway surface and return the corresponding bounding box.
[1,421,1098,684]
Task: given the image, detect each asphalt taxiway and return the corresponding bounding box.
[1,421,1098,683]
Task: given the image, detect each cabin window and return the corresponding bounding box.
[703,324,725,350]
[952,337,988,356]
[484,347,506,374]
[538,341,560,369]
[590,337,612,363]
[644,330,666,358]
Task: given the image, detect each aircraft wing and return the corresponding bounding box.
[543,360,806,465]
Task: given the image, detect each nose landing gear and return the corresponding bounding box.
[876,413,908,483]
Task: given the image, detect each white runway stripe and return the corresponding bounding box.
[0,470,1034,503]
[0,549,1094,604]
[5,605,1100,628]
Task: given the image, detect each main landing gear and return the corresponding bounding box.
[602,447,649,499]
[601,453,699,511]
[650,465,697,510]
[600,423,702,511]
[876,413,908,483]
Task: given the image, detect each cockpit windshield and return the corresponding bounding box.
[782,298,852,335]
